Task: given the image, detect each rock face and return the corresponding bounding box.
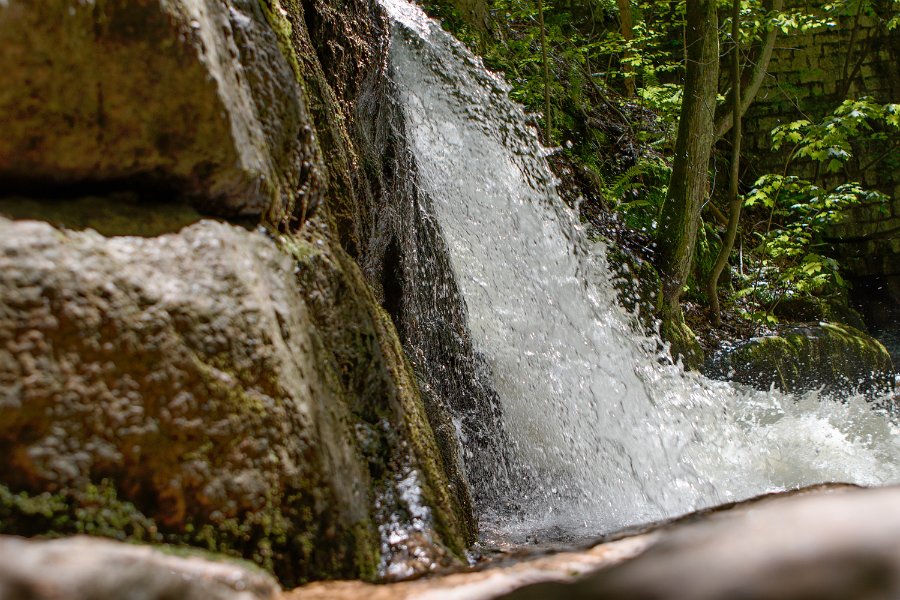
[0,215,468,585]
[0,218,372,583]
[0,0,475,587]
[705,322,895,396]
[0,535,278,600]
[0,0,320,223]
[270,0,479,537]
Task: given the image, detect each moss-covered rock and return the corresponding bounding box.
[0,215,469,585]
[283,218,473,575]
[705,322,895,395]
[262,0,477,546]
[0,0,320,224]
[773,295,868,333]
[0,218,379,585]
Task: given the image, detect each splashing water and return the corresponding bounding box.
[381,0,900,544]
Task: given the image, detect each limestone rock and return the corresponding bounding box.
[0,0,320,223]
[0,216,466,585]
[705,322,895,396]
[0,535,278,600]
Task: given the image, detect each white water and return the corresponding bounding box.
[383,0,900,543]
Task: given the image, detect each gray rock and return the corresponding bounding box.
[500,486,900,600]
[0,535,278,600]
[0,0,320,222]
[0,217,376,584]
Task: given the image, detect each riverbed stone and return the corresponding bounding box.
[704,322,895,396]
[0,0,320,224]
[0,535,278,600]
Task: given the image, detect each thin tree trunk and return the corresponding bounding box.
[714,0,783,140]
[616,0,635,97]
[707,0,743,326]
[538,0,552,141]
[655,0,719,366]
[838,0,865,98]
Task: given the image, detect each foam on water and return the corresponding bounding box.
[382,0,900,543]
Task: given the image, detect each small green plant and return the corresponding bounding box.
[603,155,671,232]
[734,97,897,322]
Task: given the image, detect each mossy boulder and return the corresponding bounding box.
[0,0,320,224]
[705,322,895,395]
[0,216,467,585]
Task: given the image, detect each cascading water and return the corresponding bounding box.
[380,0,900,544]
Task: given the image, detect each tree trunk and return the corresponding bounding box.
[707,0,743,326]
[616,0,635,97]
[452,0,493,49]
[655,0,719,366]
[538,0,552,141]
[714,0,783,140]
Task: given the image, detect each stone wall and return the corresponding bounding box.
[740,0,900,329]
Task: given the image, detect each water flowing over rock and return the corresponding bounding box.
[0,0,320,223]
[0,535,278,600]
[376,0,900,543]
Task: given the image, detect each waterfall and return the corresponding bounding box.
[380,0,900,544]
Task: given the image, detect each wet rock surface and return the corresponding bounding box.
[501,485,900,600]
[0,0,319,222]
[0,535,278,600]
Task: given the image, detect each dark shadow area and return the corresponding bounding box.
[851,275,900,366]
[381,237,406,338]
[0,193,207,237]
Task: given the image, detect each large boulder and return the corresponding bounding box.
[0,0,320,223]
[0,216,468,585]
[705,322,895,396]
[0,535,278,600]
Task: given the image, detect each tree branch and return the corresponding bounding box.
[714,0,784,141]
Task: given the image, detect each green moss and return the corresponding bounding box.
[709,322,894,393]
[0,480,160,543]
[258,0,303,86]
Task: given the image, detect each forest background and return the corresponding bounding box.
[421,0,900,366]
